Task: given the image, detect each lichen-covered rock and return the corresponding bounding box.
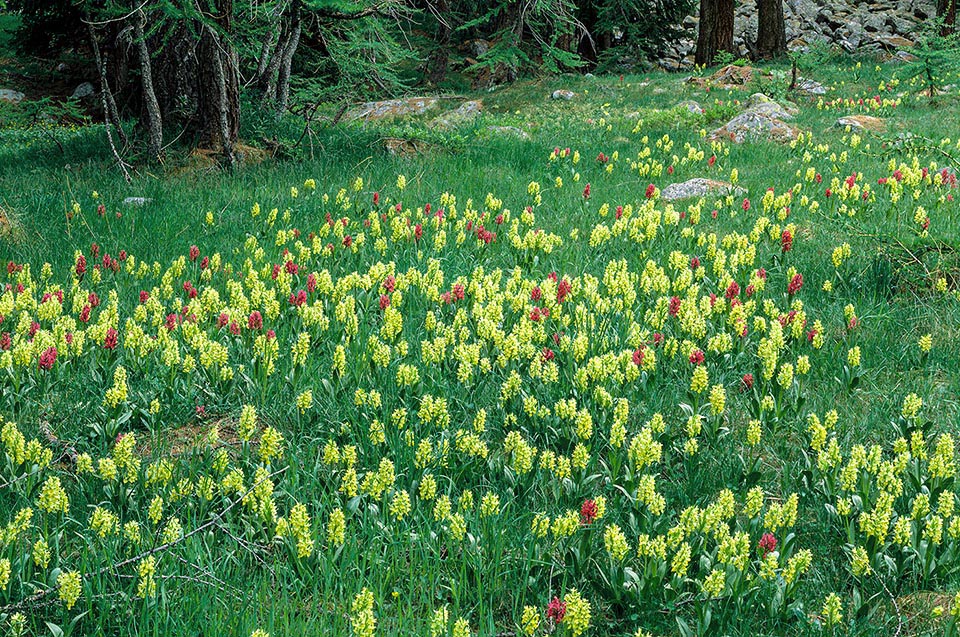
[687,65,763,89]
[345,97,439,122]
[711,111,803,144]
[873,34,915,49]
[70,82,96,100]
[431,101,483,129]
[486,126,531,140]
[0,89,25,104]
[743,93,799,119]
[796,77,827,95]
[552,89,575,100]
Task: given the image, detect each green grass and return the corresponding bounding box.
[1,55,960,637]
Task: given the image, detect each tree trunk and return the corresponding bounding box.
[259,3,300,109]
[133,10,163,162]
[197,0,239,166]
[257,2,286,81]
[87,22,127,147]
[716,0,735,59]
[696,0,736,66]
[756,0,787,59]
[275,3,301,116]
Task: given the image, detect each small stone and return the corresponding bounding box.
[677,100,704,114]
[661,178,746,201]
[873,34,914,49]
[837,115,886,132]
[383,138,432,157]
[796,77,827,95]
[0,89,25,104]
[552,89,575,100]
[122,197,153,206]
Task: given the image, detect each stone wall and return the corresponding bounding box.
[659,0,937,69]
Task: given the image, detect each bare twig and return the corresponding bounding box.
[330,101,350,127]
[81,0,150,26]
[214,520,278,578]
[877,574,904,637]
[0,471,32,491]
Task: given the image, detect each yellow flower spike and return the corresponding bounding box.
[327,508,346,546]
[521,606,539,636]
[296,390,313,414]
[430,608,449,637]
[821,593,843,628]
[562,589,591,637]
[259,426,284,464]
[452,618,471,637]
[37,476,69,515]
[603,524,630,561]
[389,490,412,521]
[57,570,83,610]
[351,588,376,637]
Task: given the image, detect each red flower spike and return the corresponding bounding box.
[759,533,777,557]
[580,499,598,525]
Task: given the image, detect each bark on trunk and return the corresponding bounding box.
[197,0,240,166]
[275,4,301,116]
[87,23,127,147]
[133,11,163,162]
[716,0,735,58]
[939,0,958,35]
[257,2,286,81]
[259,3,300,110]
[756,0,787,59]
[696,0,736,66]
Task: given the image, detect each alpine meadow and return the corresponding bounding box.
[2,2,960,637]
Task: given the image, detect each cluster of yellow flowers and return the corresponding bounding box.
[1,414,315,615]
